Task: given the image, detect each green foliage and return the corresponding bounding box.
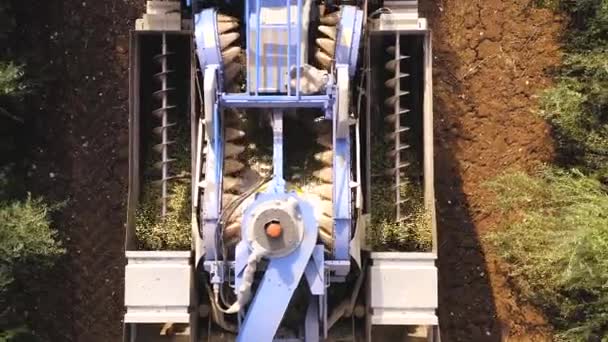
[135,123,191,250]
[536,0,607,41]
[566,0,608,50]
[467,2,608,340]
[486,168,608,340]
[539,75,608,170]
[0,4,56,341]
[367,138,432,251]
[0,62,28,125]
[0,196,64,341]
[0,63,26,98]
[0,196,65,291]
[0,326,36,342]
[538,1,608,173]
[136,181,191,250]
[368,194,432,252]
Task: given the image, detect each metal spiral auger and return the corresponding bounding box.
[384,37,413,222]
[152,33,177,217]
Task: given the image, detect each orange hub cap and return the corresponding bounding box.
[265,222,282,238]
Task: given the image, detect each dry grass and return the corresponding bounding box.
[486,168,608,340]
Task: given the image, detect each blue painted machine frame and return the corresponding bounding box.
[194,1,363,340]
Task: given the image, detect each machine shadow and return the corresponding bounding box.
[434,133,503,342]
[421,3,502,341]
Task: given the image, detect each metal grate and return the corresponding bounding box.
[246,0,306,95]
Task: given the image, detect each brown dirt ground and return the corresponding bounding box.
[14,0,142,341]
[422,0,563,341]
[12,0,562,341]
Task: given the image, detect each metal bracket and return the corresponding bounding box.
[304,245,325,295]
[235,193,319,341]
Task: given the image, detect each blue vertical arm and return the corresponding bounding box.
[333,66,351,261]
[202,66,223,261]
[286,0,291,96]
[270,110,286,192]
[295,0,301,97]
[255,0,261,94]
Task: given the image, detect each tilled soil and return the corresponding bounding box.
[422,0,563,341]
[13,0,562,341]
[14,0,142,341]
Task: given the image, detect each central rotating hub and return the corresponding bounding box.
[264,220,283,238]
[246,196,305,258]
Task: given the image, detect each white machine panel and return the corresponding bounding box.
[369,252,438,326]
[124,251,192,323]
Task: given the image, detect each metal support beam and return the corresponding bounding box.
[201,66,222,261]
[220,94,332,109]
[271,110,286,192]
[333,65,352,262]
[305,296,320,342]
[422,32,437,255]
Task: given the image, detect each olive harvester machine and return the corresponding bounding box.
[124,0,438,341]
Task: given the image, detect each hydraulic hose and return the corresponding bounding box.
[214,248,266,314]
